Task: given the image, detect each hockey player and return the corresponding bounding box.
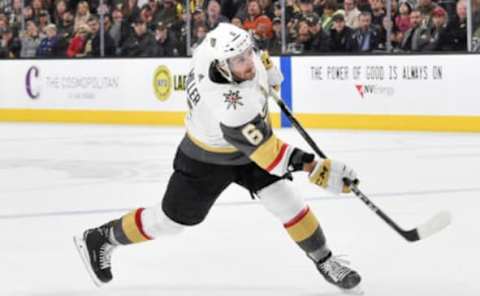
[74,23,361,291]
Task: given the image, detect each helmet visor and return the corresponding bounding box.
[227,46,254,73]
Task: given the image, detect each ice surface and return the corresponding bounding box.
[0,123,478,296]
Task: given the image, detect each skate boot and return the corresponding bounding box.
[74,223,117,286]
[316,253,362,291]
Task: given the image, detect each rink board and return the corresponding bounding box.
[0,55,479,132]
[290,54,480,132]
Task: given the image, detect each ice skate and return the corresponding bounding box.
[316,253,362,293]
[73,224,116,287]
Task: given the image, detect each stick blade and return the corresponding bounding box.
[416,211,452,240]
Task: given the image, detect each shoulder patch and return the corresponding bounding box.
[223,90,243,110]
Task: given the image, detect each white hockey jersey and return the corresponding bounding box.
[179,42,294,177]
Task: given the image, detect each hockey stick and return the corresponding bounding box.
[269,90,451,242]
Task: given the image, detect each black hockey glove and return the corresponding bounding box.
[288,148,315,172]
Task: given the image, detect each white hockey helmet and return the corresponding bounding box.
[206,23,254,82]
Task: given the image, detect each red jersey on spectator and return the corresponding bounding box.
[66,35,87,57]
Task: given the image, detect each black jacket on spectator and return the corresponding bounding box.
[400,25,430,51]
[1,36,21,58]
[121,31,157,57]
[170,20,187,56]
[311,30,332,52]
[371,11,386,31]
[424,26,450,51]
[109,20,132,51]
[155,31,179,57]
[445,16,467,51]
[90,32,116,57]
[57,22,74,38]
[350,27,380,52]
[330,26,354,52]
[57,24,75,57]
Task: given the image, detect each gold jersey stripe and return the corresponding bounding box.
[121,210,150,243]
[187,131,238,153]
[286,209,320,242]
[249,135,286,170]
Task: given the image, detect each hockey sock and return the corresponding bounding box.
[108,208,153,245]
[284,206,331,262]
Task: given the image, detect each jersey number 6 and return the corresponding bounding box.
[242,124,264,146]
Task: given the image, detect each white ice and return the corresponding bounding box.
[0,123,478,296]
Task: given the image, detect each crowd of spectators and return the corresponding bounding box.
[0,0,478,58]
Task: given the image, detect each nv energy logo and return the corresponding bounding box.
[355,84,395,98]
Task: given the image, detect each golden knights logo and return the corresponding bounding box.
[223,90,243,110]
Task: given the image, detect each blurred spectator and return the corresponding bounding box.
[244,0,268,31]
[272,1,282,19]
[154,21,179,56]
[299,0,316,15]
[37,24,61,57]
[0,13,9,34]
[153,0,177,27]
[139,3,154,30]
[424,6,450,50]
[219,0,245,20]
[0,1,13,16]
[344,0,361,29]
[350,11,381,51]
[67,24,90,57]
[31,0,45,23]
[205,0,228,30]
[370,0,386,30]
[474,0,480,49]
[400,9,429,51]
[320,0,340,31]
[147,0,161,19]
[416,0,439,28]
[330,14,354,51]
[231,16,243,28]
[121,17,156,56]
[378,15,400,49]
[122,0,141,24]
[87,14,116,56]
[445,0,467,50]
[192,8,207,27]
[287,19,312,53]
[266,16,282,54]
[74,1,91,32]
[308,14,332,52]
[0,27,21,58]
[54,0,68,25]
[192,22,208,48]
[20,20,42,58]
[9,0,24,32]
[23,5,34,23]
[38,10,51,37]
[396,1,412,34]
[109,8,131,52]
[258,0,274,18]
[57,9,74,37]
[252,15,273,49]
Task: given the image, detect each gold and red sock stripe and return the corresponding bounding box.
[284,207,327,253]
[113,208,152,244]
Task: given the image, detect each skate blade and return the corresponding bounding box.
[73,235,104,288]
[341,285,364,295]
